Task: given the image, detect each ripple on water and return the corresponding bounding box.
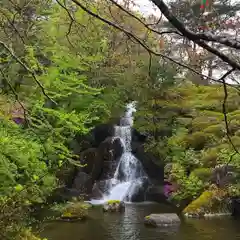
[40,203,240,240]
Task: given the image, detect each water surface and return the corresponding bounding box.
[40,202,240,240]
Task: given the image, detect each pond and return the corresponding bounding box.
[40,202,240,240]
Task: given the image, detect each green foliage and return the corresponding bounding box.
[190,168,212,182]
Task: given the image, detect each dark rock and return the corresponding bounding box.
[132,128,147,143]
[145,186,166,202]
[98,137,124,180]
[144,213,181,227]
[72,172,92,194]
[132,145,164,184]
[91,124,115,147]
[232,197,240,218]
[91,180,107,199]
[80,148,103,181]
[130,177,150,202]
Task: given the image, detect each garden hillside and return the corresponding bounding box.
[134,81,240,207]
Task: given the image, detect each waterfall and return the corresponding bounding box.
[92,102,147,203]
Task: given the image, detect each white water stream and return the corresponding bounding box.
[89,102,147,204]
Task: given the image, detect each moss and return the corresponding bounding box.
[183,189,229,215]
[107,200,121,204]
[145,215,150,219]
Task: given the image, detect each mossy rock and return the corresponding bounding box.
[59,201,90,221]
[103,200,125,213]
[183,188,230,217]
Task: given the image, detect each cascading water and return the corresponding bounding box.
[90,102,147,204]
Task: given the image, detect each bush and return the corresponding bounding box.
[201,149,219,167]
[190,168,212,182]
[203,124,224,138]
[185,132,214,150]
[170,174,204,202]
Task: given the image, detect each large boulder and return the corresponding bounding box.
[132,145,164,184]
[80,148,103,181]
[98,137,124,180]
[72,171,92,194]
[232,197,240,218]
[144,213,181,227]
[183,187,230,218]
[91,123,115,147]
[145,186,166,202]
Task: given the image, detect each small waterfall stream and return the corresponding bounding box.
[90,102,147,204]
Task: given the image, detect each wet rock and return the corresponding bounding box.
[72,171,92,194]
[144,213,181,227]
[103,200,125,213]
[232,197,240,218]
[98,137,124,180]
[91,123,115,147]
[132,145,164,184]
[80,148,103,181]
[91,181,106,199]
[145,186,166,202]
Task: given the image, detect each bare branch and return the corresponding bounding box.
[151,0,240,50]
[70,0,239,88]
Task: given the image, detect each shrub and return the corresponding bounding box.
[201,148,219,167]
[170,174,204,202]
[190,168,212,182]
[185,132,214,150]
[203,124,224,138]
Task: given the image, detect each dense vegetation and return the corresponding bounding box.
[0,0,240,239]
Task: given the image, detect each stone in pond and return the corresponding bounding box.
[144,213,180,227]
[103,200,125,212]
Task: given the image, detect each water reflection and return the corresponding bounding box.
[41,203,240,240]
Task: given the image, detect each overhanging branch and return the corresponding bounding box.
[70,0,239,88]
